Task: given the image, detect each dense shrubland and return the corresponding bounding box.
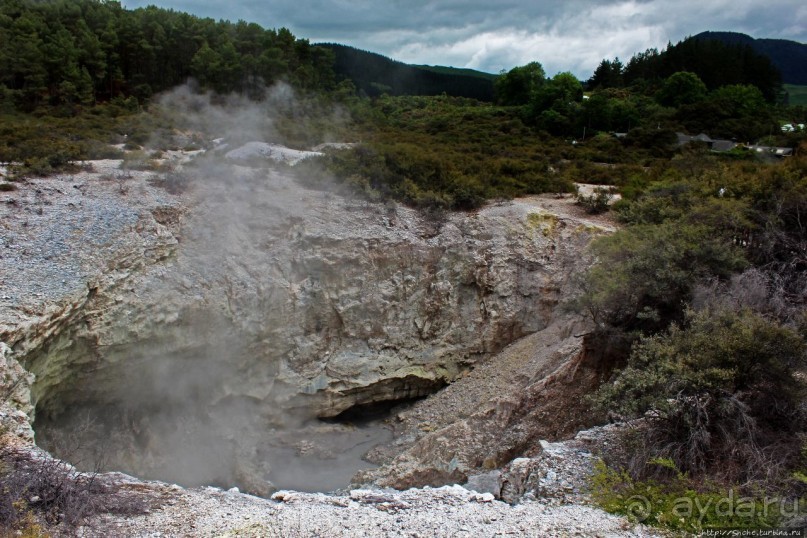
[577,148,807,530]
[297,95,579,209]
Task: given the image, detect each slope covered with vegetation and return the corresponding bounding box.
[0,0,335,112]
[316,43,495,100]
[694,31,807,86]
[580,146,807,532]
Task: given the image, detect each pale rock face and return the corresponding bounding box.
[0,156,657,536]
[13,166,599,422]
[224,141,323,165]
[0,342,35,442]
[355,319,606,489]
[0,158,613,492]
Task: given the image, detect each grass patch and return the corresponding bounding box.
[784,84,807,107]
[590,459,790,533]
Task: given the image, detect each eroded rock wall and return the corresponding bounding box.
[4,163,604,423]
[0,157,617,494]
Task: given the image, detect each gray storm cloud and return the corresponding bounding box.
[122,0,805,77]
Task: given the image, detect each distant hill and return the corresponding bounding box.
[413,65,498,81]
[694,31,807,85]
[616,34,782,101]
[784,84,807,106]
[315,43,496,101]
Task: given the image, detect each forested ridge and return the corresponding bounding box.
[316,43,495,100]
[0,0,335,111]
[0,0,798,120]
[589,34,783,101]
[694,31,807,86]
[0,0,497,111]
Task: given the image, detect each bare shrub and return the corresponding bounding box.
[0,447,150,535]
[149,170,190,194]
[693,268,802,326]
[632,395,797,485]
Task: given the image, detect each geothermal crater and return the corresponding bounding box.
[0,157,606,495]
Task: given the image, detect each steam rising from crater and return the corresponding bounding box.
[32,81,575,494]
[36,82,391,494]
[154,80,349,150]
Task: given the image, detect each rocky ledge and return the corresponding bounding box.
[0,423,659,537]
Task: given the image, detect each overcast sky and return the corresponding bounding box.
[122,0,806,78]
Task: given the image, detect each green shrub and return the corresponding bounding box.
[590,459,785,532]
[593,308,806,483]
[121,151,159,171]
[573,220,746,331]
[576,186,614,214]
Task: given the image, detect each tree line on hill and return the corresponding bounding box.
[0,0,798,132]
[315,43,495,101]
[589,35,782,101]
[693,31,807,86]
[0,0,335,112]
[493,34,800,142]
[0,0,497,113]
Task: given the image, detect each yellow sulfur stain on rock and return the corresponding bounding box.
[526,212,559,237]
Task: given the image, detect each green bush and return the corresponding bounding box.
[593,308,806,482]
[576,186,613,214]
[121,151,159,171]
[590,459,784,532]
[573,220,746,331]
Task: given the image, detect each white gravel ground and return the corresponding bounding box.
[223,141,323,165]
[88,479,660,537]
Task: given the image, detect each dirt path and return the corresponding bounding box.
[517,189,620,233]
